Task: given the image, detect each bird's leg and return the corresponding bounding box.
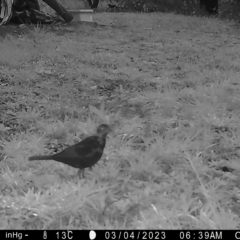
[78,169,85,179]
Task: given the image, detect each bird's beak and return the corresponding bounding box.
[109,125,114,133]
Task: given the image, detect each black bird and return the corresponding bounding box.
[29,124,111,178]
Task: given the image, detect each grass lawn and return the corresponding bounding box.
[1,12,240,229]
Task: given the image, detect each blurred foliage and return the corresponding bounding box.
[103,0,240,20]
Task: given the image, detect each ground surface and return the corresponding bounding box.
[1,12,240,229]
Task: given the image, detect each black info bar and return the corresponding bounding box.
[1,230,238,240]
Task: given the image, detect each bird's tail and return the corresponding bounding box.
[29,155,53,161]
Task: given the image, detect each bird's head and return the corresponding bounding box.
[96,124,112,138]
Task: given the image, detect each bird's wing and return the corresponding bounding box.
[56,136,105,159]
[74,136,105,157]
[52,136,106,168]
